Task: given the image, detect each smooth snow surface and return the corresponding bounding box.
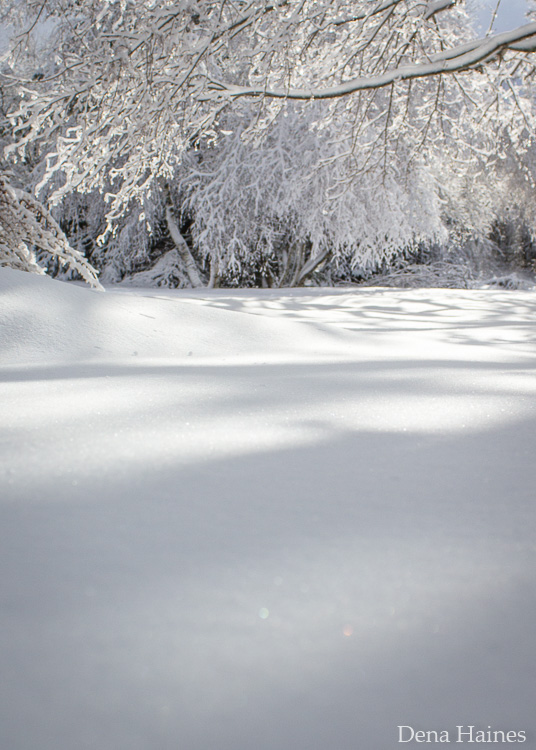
[1,267,535,750]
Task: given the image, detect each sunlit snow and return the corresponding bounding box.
[1,268,535,750]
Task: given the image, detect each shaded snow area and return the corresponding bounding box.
[1,267,536,750]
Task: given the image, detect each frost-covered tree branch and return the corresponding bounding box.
[209,22,536,99]
[4,1,534,202]
[0,176,103,288]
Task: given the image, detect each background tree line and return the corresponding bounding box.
[1,0,536,289]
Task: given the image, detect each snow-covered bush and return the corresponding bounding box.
[178,104,449,286]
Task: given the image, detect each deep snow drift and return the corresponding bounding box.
[1,267,535,750]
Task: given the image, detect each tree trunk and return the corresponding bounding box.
[165,206,203,288]
[294,246,331,286]
[207,257,219,288]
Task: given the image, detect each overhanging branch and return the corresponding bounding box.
[209,22,536,101]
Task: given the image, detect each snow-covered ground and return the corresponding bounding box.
[1,267,535,750]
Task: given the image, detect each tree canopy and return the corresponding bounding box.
[1,0,536,287]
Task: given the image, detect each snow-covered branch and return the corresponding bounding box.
[0,177,103,289]
[210,23,536,100]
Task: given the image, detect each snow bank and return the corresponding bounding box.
[0,268,342,365]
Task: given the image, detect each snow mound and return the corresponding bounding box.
[0,268,337,365]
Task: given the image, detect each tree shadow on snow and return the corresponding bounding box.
[0,353,535,750]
